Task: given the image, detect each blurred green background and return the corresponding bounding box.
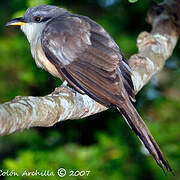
[0,0,180,179]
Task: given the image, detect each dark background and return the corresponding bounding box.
[0,0,180,179]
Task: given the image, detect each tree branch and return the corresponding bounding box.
[0,0,180,136]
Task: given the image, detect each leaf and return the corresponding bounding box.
[128,0,138,3]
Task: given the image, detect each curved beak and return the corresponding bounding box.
[6,17,26,26]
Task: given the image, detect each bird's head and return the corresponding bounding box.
[6,5,67,43]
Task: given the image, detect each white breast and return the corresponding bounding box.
[21,22,62,79]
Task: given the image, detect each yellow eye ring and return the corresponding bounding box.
[33,16,42,22]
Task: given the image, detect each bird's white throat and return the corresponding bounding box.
[21,22,46,57]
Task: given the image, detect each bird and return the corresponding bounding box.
[6,5,173,174]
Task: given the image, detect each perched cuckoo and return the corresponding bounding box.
[6,5,173,174]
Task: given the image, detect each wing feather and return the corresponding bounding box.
[40,13,174,174]
[41,14,135,105]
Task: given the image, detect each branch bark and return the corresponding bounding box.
[0,0,180,136]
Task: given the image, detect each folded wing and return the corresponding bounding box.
[41,14,173,174]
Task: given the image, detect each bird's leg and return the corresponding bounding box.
[52,80,78,96]
[61,80,68,86]
[52,80,70,95]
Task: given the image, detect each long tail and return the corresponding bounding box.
[117,101,174,175]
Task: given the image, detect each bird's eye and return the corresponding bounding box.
[33,16,42,22]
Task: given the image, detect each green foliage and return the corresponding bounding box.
[128,0,138,3]
[3,137,129,180]
[27,0,51,7]
[0,0,180,179]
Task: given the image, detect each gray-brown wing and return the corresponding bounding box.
[41,15,174,174]
[41,14,135,106]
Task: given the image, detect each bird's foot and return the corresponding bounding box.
[52,86,68,95]
[51,81,77,95]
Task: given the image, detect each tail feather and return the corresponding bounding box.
[117,102,174,175]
